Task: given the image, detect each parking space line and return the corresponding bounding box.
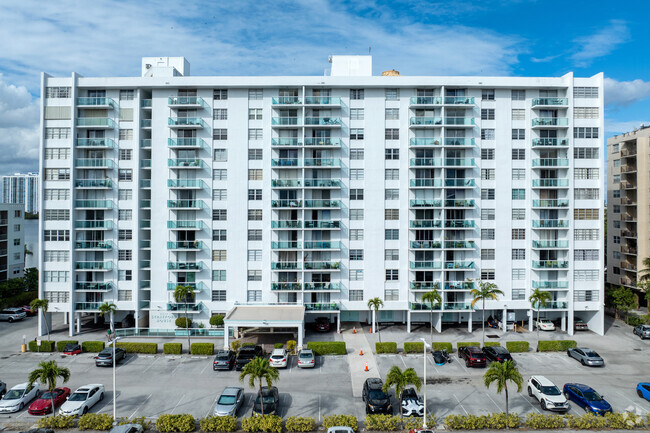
[399,356,407,368]
[200,361,210,375]
[171,359,184,375]
[205,396,218,418]
[130,393,152,419]
[142,356,159,373]
[171,394,185,414]
[426,355,440,374]
[457,359,469,374]
[519,394,541,414]
[453,393,468,415]
[485,391,502,412]
[615,391,648,414]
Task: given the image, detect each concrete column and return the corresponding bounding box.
[406,311,411,333]
[502,309,507,332]
[63,312,68,325]
[567,309,575,336]
[69,312,75,337]
[93,313,98,324]
[528,310,534,332]
[223,325,229,349]
[336,315,341,333]
[75,313,81,334]
[372,310,376,334]
[561,311,567,332]
[297,324,304,349]
[434,313,442,333]
[468,312,473,333]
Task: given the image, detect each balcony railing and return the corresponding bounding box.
[532,220,570,228]
[167,179,208,189]
[76,118,116,128]
[410,96,442,105]
[168,158,205,168]
[539,301,569,309]
[167,220,208,230]
[409,220,442,228]
[444,220,475,228]
[75,282,114,291]
[75,138,116,148]
[166,282,207,291]
[75,220,113,229]
[445,117,475,126]
[444,240,475,249]
[271,200,302,208]
[168,96,207,107]
[271,220,302,229]
[168,138,208,149]
[271,282,302,291]
[444,261,475,269]
[304,158,341,167]
[304,220,340,229]
[410,261,442,269]
[303,261,341,270]
[445,199,475,208]
[272,96,301,105]
[140,159,151,168]
[141,99,152,108]
[410,241,442,249]
[410,199,442,208]
[167,241,204,250]
[444,96,475,105]
[271,117,301,125]
[410,179,443,187]
[532,240,569,248]
[532,117,569,127]
[75,158,115,168]
[167,200,207,209]
[532,260,569,269]
[445,281,474,290]
[304,96,341,105]
[409,282,441,290]
[445,137,475,146]
[75,241,113,250]
[304,282,341,291]
[409,138,442,147]
[305,303,340,311]
[141,119,152,127]
[304,138,342,147]
[271,241,301,249]
[444,158,475,167]
[444,179,476,187]
[304,117,342,126]
[304,200,340,208]
[532,199,569,208]
[167,261,205,271]
[532,138,569,147]
[168,117,206,127]
[77,97,116,107]
[271,158,301,167]
[75,200,114,209]
[75,261,114,270]
[167,303,204,312]
[75,179,112,188]
[304,241,341,249]
[272,138,302,146]
[140,139,151,148]
[532,158,569,167]
[75,302,102,311]
[410,158,443,167]
[532,281,569,289]
[532,97,568,107]
[303,179,341,188]
[532,179,569,188]
[410,117,442,126]
[271,262,301,270]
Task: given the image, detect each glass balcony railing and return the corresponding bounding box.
[410,96,442,105]
[271,262,301,270]
[75,138,116,148]
[304,282,341,291]
[168,96,207,107]
[532,260,569,269]
[77,97,116,107]
[444,179,476,187]
[532,138,569,147]
[75,302,102,311]
[141,99,152,108]
[445,220,475,228]
[272,138,302,146]
[532,220,570,228]
[167,199,207,209]
[532,158,569,167]
[304,158,341,167]
[304,241,341,249]
[303,179,341,188]
[445,117,475,126]
[271,241,301,249]
[271,220,302,229]
[304,220,340,229]
[272,117,300,125]
[140,240,151,248]
[540,301,569,309]
[271,282,302,291]
[140,159,151,168]
[445,199,475,207]
[167,261,205,271]
[532,117,569,127]
[168,158,205,168]
[140,220,151,228]
[140,200,151,208]
[140,260,151,268]
[444,96,475,105]
[532,240,569,248]
[409,220,442,228]
[305,303,340,311]
[167,241,204,250]
[167,179,208,189]
[272,96,301,105]
[168,117,206,127]
[140,180,151,188]
[75,158,115,168]
[75,220,113,229]
[532,179,569,187]
[167,303,203,312]
[75,261,114,270]
[271,179,301,188]
[532,281,569,289]
[167,220,208,230]
[410,117,442,126]
[141,119,152,128]
[410,240,442,249]
[410,261,442,269]
[532,97,568,107]
[166,282,207,291]
[75,179,112,188]
[304,96,342,105]
[304,138,342,147]
[76,118,116,128]
[75,241,113,250]
[140,139,151,148]
[445,261,475,269]
[304,261,341,270]
[410,199,442,207]
[409,302,441,311]
[271,200,302,208]
[445,281,474,291]
[304,200,340,208]
[444,240,475,249]
[168,138,207,149]
[444,137,475,146]
[410,179,443,187]
[271,158,300,167]
[140,281,151,289]
[409,282,441,290]
[304,117,342,126]
[409,138,442,146]
[444,158,475,167]
[75,282,113,291]
[532,199,569,208]
[75,200,114,209]
[410,158,443,167]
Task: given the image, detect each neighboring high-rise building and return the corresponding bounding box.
[39,56,605,338]
[606,126,650,302]
[1,172,40,214]
[0,203,25,282]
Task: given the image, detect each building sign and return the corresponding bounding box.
[149,311,175,327]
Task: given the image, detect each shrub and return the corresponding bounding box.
[483,342,500,348]
[403,342,424,353]
[164,343,183,355]
[274,343,284,349]
[605,412,645,429]
[82,341,105,352]
[284,416,316,432]
[209,315,224,327]
[191,343,214,355]
[323,415,357,432]
[156,414,196,432]
[537,340,577,352]
[403,416,437,430]
[242,343,255,347]
[78,413,114,430]
[241,415,283,433]
[118,416,152,430]
[628,315,644,327]
[375,342,397,354]
[116,342,158,354]
[286,340,297,354]
[200,416,237,432]
[506,341,529,353]
[231,340,241,352]
[524,413,565,429]
[29,340,56,352]
[564,413,608,430]
[306,341,346,355]
[37,414,76,429]
[444,413,520,430]
[176,317,192,328]
[56,340,79,352]
[456,341,480,349]
[364,414,403,431]
[431,342,453,353]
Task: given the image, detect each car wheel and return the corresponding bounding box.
[581,359,585,366]
[8,318,13,323]
[528,387,533,397]
[564,391,569,399]
[638,389,643,398]
[567,350,571,358]
[541,400,547,410]
[634,329,637,335]
[83,407,88,415]
[465,360,470,367]
[19,402,23,410]
[99,393,104,401]
[583,405,590,413]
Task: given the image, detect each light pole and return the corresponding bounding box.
[419,337,430,428]
[107,334,120,422]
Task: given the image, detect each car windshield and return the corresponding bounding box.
[69,392,88,401]
[3,390,24,400]
[642,326,650,330]
[368,390,387,400]
[40,392,56,399]
[584,351,599,358]
[255,394,276,404]
[216,355,229,360]
[217,395,236,405]
[541,386,561,396]
[583,391,603,401]
[65,345,78,351]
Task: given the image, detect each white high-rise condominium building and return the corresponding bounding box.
[1,172,40,214]
[39,56,604,338]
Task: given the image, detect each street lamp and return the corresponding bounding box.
[419,337,430,428]
[107,335,120,422]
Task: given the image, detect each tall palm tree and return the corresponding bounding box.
[173,285,195,350]
[367,298,384,342]
[98,301,117,337]
[239,357,279,416]
[421,287,442,342]
[469,280,504,347]
[28,360,71,416]
[529,289,552,346]
[30,299,50,341]
[382,365,422,403]
[483,360,523,417]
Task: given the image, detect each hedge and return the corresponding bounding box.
[364,415,403,431]
[274,343,284,349]
[156,414,196,432]
[484,342,501,348]
[164,343,183,355]
[116,342,158,354]
[457,341,480,349]
[628,315,644,327]
[200,416,237,432]
[322,415,358,432]
[444,413,520,430]
[306,341,346,355]
[82,341,105,352]
[29,340,56,352]
[284,416,315,432]
[78,413,114,430]
[506,341,529,353]
[375,342,397,354]
[524,414,565,429]
[241,415,283,433]
[537,340,577,352]
[242,342,255,347]
[191,343,214,355]
[56,340,79,352]
[37,414,76,429]
[403,342,425,353]
[431,342,453,353]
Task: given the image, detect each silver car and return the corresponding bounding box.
[213,387,244,417]
[297,349,315,368]
[567,347,604,367]
[0,308,26,322]
[634,324,650,339]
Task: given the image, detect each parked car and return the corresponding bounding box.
[28,387,71,415]
[563,383,612,415]
[297,349,316,368]
[235,346,264,371]
[633,325,650,339]
[0,383,40,413]
[315,317,331,332]
[108,424,143,433]
[59,384,104,416]
[458,346,487,368]
[362,378,392,414]
[252,386,279,416]
[63,344,82,355]
[213,387,244,417]
[0,308,26,322]
[20,306,37,317]
[534,319,556,331]
[567,347,604,367]
[574,318,588,331]
[636,383,650,401]
[527,376,569,412]
[213,350,236,371]
[95,347,126,367]
[482,346,514,363]
[326,428,355,433]
[0,381,6,398]
[400,388,424,417]
[269,349,288,368]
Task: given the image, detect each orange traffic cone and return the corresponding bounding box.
[353,327,356,334]
[360,349,364,356]
[369,328,372,333]
[364,362,369,372]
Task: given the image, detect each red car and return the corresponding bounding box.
[28,387,71,415]
[21,306,37,317]
[63,344,82,355]
[458,346,487,368]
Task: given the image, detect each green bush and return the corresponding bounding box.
[191,343,214,355]
[403,342,425,353]
[176,317,192,328]
[241,415,283,433]
[200,416,237,432]
[274,343,284,349]
[306,341,346,355]
[564,413,608,430]
[431,342,453,353]
[78,413,114,430]
[323,415,357,432]
[605,412,645,429]
[56,340,79,352]
[286,340,297,354]
[628,315,644,327]
[37,414,76,429]
[284,416,315,432]
[444,413,520,430]
[82,341,105,352]
[116,342,158,354]
[242,342,255,347]
[403,416,437,430]
[483,342,501,348]
[537,340,577,352]
[506,341,529,353]
[364,415,403,431]
[231,340,241,352]
[118,416,152,430]
[524,413,565,429]
[29,340,55,352]
[375,342,397,354]
[456,341,480,349]
[156,414,196,432]
[164,343,183,355]
[209,315,224,327]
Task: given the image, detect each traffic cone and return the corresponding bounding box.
[369,328,372,333]
[364,362,369,372]
[360,349,364,356]
[353,327,356,334]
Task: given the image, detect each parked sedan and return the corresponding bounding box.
[95,347,126,367]
[28,387,71,415]
[21,306,37,317]
[315,317,331,332]
[633,325,650,339]
[269,349,288,368]
[534,319,556,331]
[63,344,82,355]
[458,346,487,368]
[59,384,104,416]
[0,383,40,413]
[213,350,236,371]
[297,349,315,368]
[400,388,424,417]
[482,346,514,363]
[567,347,604,367]
[574,318,588,331]
[213,387,244,417]
[252,386,279,416]
[563,383,612,415]
[636,383,650,401]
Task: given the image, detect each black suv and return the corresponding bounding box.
[252,386,279,415]
[213,350,236,370]
[235,345,264,371]
[482,346,513,363]
[362,378,392,414]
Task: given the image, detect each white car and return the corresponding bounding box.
[527,376,569,412]
[59,384,104,416]
[269,349,288,368]
[0,382,40,413]
[534,319,556,331]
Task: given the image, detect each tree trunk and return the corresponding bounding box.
[482,299,485,347]
[536,308,540,349]
[50,391,56,417]
[430,310,433,343]
[505,383,509,418]
[259,380,264,416]
[377,309,381,343]
[185,304,191,353]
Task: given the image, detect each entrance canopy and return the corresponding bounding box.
[223,305,305,349]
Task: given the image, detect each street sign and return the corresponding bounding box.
[36,339,41,346]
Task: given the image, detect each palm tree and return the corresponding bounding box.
[529,289,552,346]
[28,360,70,416]
[367,298,384,342]
[239,357,279,416]
[483,360,523,417]
[30,299,50,341]
[173,285,195,350]
[382,365,422,404]
[638,257,650,281]
[421,287,442,342]
[98,301,117,337]
[469,280,504,347]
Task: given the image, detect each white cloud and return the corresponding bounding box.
[605,119,650,136]
[604,77,650,107]
[571,20,630,67]
[0,76,39,175]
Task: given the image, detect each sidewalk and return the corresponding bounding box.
[342,325,378,397]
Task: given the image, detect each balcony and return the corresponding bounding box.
[168,117,206,128]
[304,96,342,105]
[271,200,302,208]
[445,281,474,290]
[76,118,116,128]
[410,240,442,249]
[444,117,475,126]
[620,246,638,255]
[444,137,475,147]
[167,220,208,230]
[75,179,112,189]
[304,200,340,208]
[444,261,475,270]
[140,220,151,229]
[304,158,341,167]
[167,199,207,209]
[140,139,151,148]
[444,96,475,105]
[621,261,637,271]
[445,199,475,208]
[409,282,441,291]
[532,281,569,289]
[410,261,442,269]
[272,96,302,105]
[75,220,113,230]
[271,158,301,167]
[410,158,443,167]
[621,181,635,189]
[444,158,475,167]
[532,220,570,228]
[140,180,151,188]
[167,262,205,271]
[304,282,341,291]
[140,240,151,248]
[444,240,475,249]
[75,282,114,291]
[168,158,205,169]
[75,302,102,311]
[75,261,114,271]
[410,199,442,208]
[141,159,151,169]
[304,138,342,147]
[410,179,443,187]
[271,241,301,249]
[304,241,341,249]
[304,220,340,229]
[271,117,301,126]
[532,158,569,168]
[75,200,114,209]
[141,119,152,128]
[532,138,569,147]
[77,97,116,108]
[409,220,442,228]
[271,220,302,229]
[621,165,637,173]
[409,302,441,311]
[303,261,341,270]
[304,179,341,188]
[444,220,475,228]
[410,96,443,105]
[541,301,569,309]
[75,138,116,148]
[271,282,302,291]
[532,97,568,107]
[409,117,442,127]
[168,96,208,108]
[532,117,569,127]
[444,179,476,187]
[532,199,569,208]
[532,240,569,249]
[271,262,301,270]
[304,303,340,311]
[621,230,637,238]
[272,138,302,147]
[304,117,342,126]
[167,179,208,189]
[168,138,208,149]
[532,179,569,188]
[140,200,151,208]
[141,99,152,108]
[167,303,204,313]
[74,241,114,250]
[166,282,207,291]
[140,260,151,269]
[532,260,569,269]
[167,241,204,250]
[409,138,442,147]
[75,158,115,169]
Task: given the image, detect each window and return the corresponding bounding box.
[248,209,262,220]
[512,189,525,200]
[481,169,495,180]
[350,149,364,160]
[244,129,263,141]
[574,270,599,281]
[481,249,495,260]
[385,289,399,301]
[574,127,599,139]
[613,236,620,244]
[213,129,228,140]
[44,148,70,159]
[117,89,134,100]
[512,229,526,240]
[512,249,525,260]
[213,169,227,180]
[350,229,364,240]
[119,129,133,140]
[44,292,69,303]
[574,147,599,159]
[213,230,227,241]
[213,250,227,261]
[43,230,69,241]
[118,271,132,282]
[512,129,525,139]
[613,160,620,168]
[118,229,132,240]
[350,269,364,280]
[575,249,599,260]
[44,189,70,200]
[481,149,495,160]
[350,189,364,200]
[481,229,495,240]
[350,209,364,220]
[512,269,525,280]
[350,128,364,140]
[44,168,70,180]
[385,209,399,220]
[248,109,263,120]
[350,89,364,100]
[385,229,399,240]
[512,289,526,300]
[385,148,399,160]
[512,209,525,220]
[512,169,525,180]
[118,169,132,181]
[118,250,132,261]
[118,210,132,221]
[248,189,262,200]
[45,127,71,139]
[43,271,69,282]
[247,270,262,281]
[385,269,399,281]
[248,230,262,241]
[45,87,71,98]
[481,109,495,120]
[385,189,399,200]
[212,291,227,302]
[349,290,364,301]
[613,221,620,229]
[512,149,525,160]
[118,189,132,200]
[213,108,228,120]
[481,269,495,280]
[613,190,620,198]
[213,189,227,201]
[482,89,495,100]
[13,238,19,246]
[385,108,399,120]
[574,209,599,220]
[574,188,599,200]
[350,169,364,180]
[481,129,496,140]
[574,87,598,98]
[511,109,525,121]
[574,168,599,179]
[385,249,399,260]
[350,108,364,120]
[613,205,620,213]
[248,250,262,261]
[481,189,495,200]
[214,89,228,100]
[350,249,364,260]
[213,209,227,220]
[385,129,399,140]
[119,149,132,160]
[44,209,70,221]
[385,89,399,100]
[574,107,599,119]
[248,89,263,100]
[44,106,71,119]
[511,89,525,100]
[481,209,495,220]
[385,169,399,180]
[248,149,263,160]
[574,229,599,240]
[213,270,227,281]
[44,251,69,262]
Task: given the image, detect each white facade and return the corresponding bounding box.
[1,172,39,214]
[0,203,25,282]
[38,56,605,336]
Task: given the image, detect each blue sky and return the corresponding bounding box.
[0,0,649,174]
